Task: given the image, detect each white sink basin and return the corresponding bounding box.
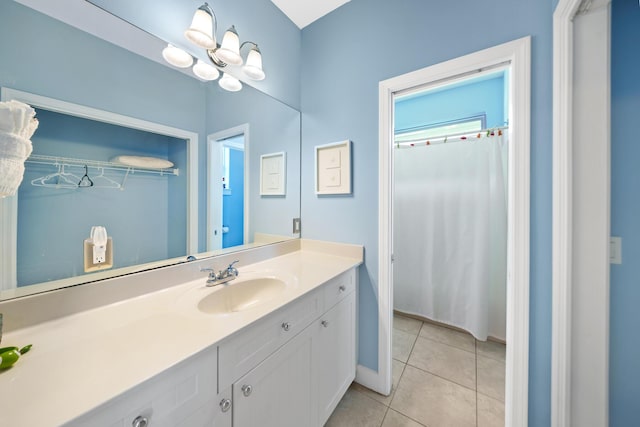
[197,277,288,315]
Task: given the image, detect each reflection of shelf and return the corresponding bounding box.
[26,154,179,175]
[25,154,179,190]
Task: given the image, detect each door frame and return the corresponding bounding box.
[375,37,531,425]
[552,0,611,425]
[207,124,250,251]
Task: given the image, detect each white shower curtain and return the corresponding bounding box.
[393,135,507,341]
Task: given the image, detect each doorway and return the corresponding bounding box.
[376,37,531,426]
[207,124,249,251]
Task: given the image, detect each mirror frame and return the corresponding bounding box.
[0,87,199,299]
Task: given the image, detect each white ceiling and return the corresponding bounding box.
[270,0,351,29]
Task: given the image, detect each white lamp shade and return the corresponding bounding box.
[185,7,216,49]
[219,73,242,92]
[242,46,265,80]
[216,26,242,65]
[193,60,220,81]
[162,44,193,68]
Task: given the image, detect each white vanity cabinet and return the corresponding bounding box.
[63,267,357,427]
[232,325,316,427]
[223,268,357,427]
[315,293,356,426]
[64,347,220,427]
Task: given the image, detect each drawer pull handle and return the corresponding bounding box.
[132,416,148,427]
[242,384,253,397]
[321,320,329,328]
[220,398,232,412]
[281,322,291,331]
[339,285,346,292]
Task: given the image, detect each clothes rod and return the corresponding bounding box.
[25,154,179,176]
[394,126,509,148]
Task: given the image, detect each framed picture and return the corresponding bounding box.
[260,151,286,196]
[315,140,351,195]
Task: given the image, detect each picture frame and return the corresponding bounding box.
[259,151,286,196]
[315,140,351,195]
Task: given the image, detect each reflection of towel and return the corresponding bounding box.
[0,100,38,197]
[0,100,38,138]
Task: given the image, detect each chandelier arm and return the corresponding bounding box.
[202,3,218,45]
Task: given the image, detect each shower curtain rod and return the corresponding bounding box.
[394,126,509,148]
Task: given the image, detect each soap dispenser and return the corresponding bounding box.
[83,226,113,272]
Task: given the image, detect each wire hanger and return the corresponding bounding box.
[92,167,122,189]
[78,165,94,188]
[31,164,81,189]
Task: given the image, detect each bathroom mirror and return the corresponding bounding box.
[0,1,301,300]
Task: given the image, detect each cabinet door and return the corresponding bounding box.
[315,292,356,426]
[233,326,315,427]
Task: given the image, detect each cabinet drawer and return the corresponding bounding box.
[323,268,356,310]
[65,348,217,427]
[218,288,323,390]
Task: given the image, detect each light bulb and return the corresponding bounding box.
[219,73,242,92]
[185,5,216,49]
[216,26,242,65]
[193,60,220,81]
[162,44,193,68]
[242,46,265,80]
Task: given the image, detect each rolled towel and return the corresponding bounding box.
[0,132,33,160]
[0,158,26,197]
[0,100,37,136]
[0,100,38,198]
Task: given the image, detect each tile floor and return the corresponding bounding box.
[325,314,506,427]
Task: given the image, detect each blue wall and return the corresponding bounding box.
[610,0,640,424]
[395,74,506,132]
[300,0,553,425]
[223,148,245,248]
[18,109,187,285]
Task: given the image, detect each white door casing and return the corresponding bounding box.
[207,124,250,251]
[552,0,611,426]
[374,37,531,426]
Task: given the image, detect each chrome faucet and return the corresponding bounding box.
[200,260,239,287]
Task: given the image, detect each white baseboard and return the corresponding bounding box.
[355,364,387,395]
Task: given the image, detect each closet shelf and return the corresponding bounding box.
[25,154,179,176]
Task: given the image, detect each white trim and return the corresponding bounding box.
[552,1,611,425]
[552,2,580,424]
[377,37,531,426]
[207,124,250,251]
[0,87,198,287]
[355,364,381,391]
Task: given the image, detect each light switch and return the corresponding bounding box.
[610,236,622,264]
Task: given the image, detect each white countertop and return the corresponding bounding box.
[0,248,362,426]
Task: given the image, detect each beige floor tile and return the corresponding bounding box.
[325,386,388,427]
[407,336,476,389]
[381,409,425,427]
[477,340,506,363]
[353,359,406,406]
[393,329,417,363]
[477,393,505,427]
[390,365,476,427]
[419,322,476,353]
[477,355,506,402]
[393,314,422,336]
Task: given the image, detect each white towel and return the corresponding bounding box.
[0,100,39,197]
[0,100,38,138]
[0,132,32,160]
